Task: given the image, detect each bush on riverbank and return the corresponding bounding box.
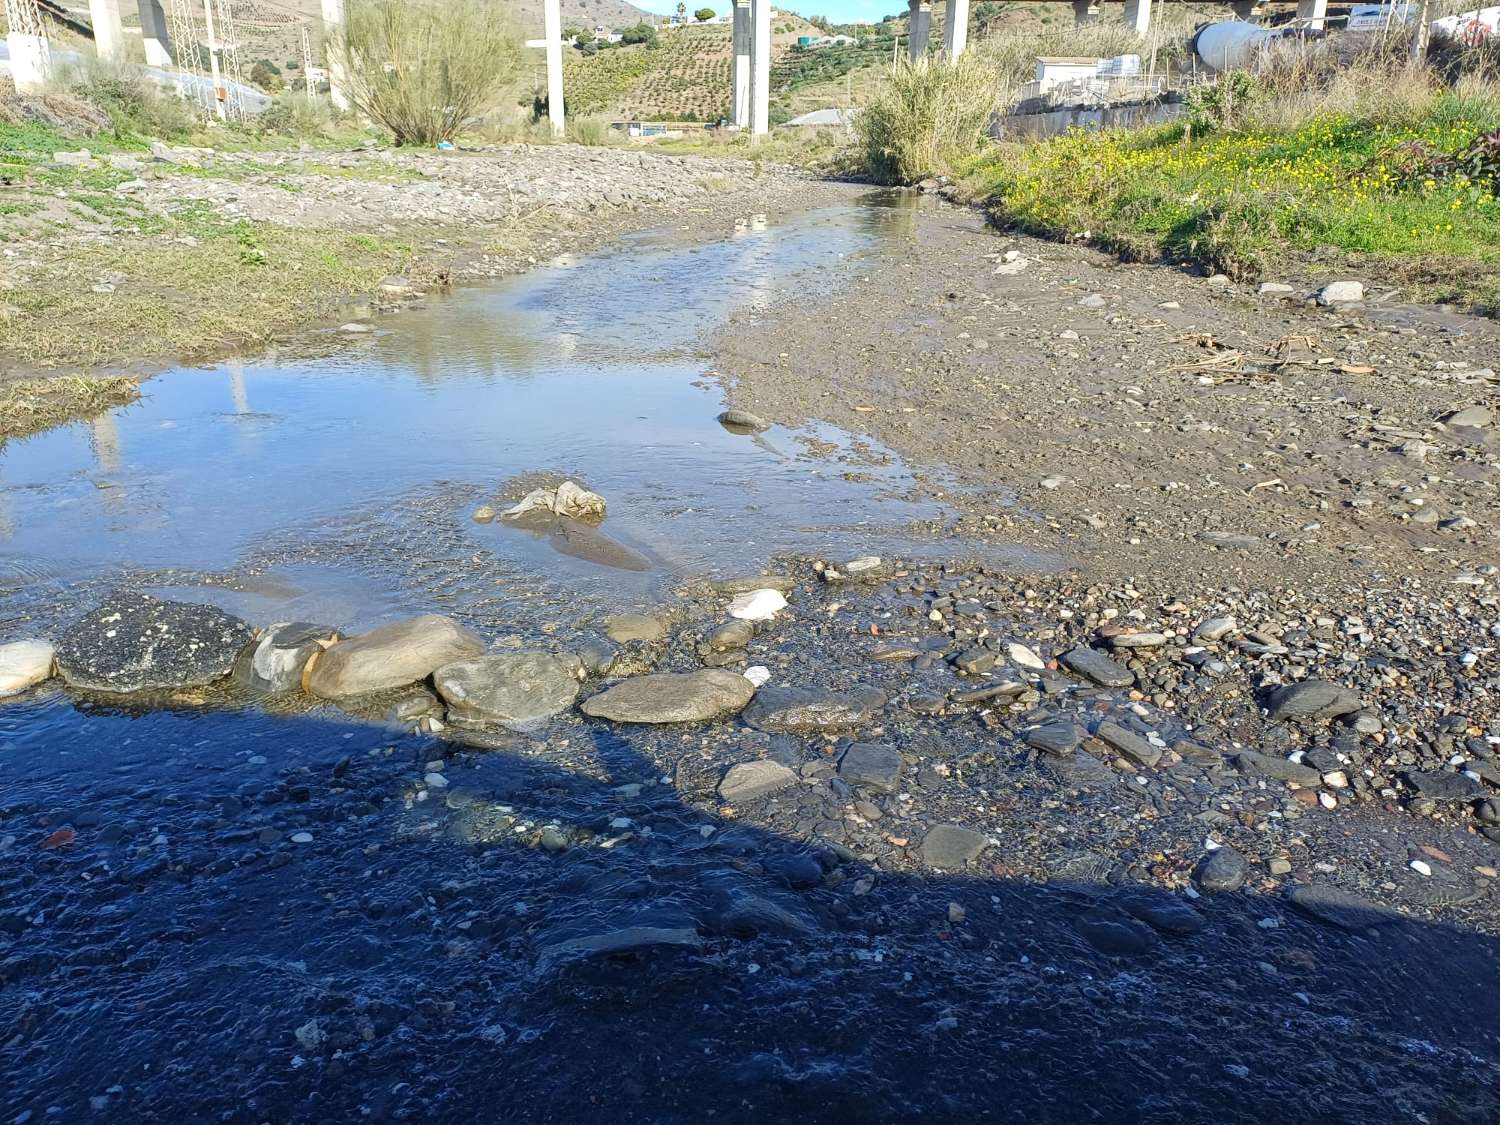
[341,0,519,145]
[857,56,999,185]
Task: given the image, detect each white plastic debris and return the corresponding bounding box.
[503,480,607,522]
[728,589,787,622]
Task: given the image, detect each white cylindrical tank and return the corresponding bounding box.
[1192,20,1277,73]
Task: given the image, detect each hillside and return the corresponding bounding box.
[563,11,827,123]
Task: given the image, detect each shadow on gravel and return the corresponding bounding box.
[1,700,1498,1124]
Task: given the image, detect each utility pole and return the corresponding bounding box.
[167,0,202,99]
[1410,0,1432,63]
[201,0,226,119]
[302,22,315,101]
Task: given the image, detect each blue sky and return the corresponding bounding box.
[634,1,902,22]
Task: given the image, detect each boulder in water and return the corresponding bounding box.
[306,615,485,699]
[434,652,579,727]
[55,593,254,693]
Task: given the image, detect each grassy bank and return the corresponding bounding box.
[0,375,140,444]
[960,88,1500,303]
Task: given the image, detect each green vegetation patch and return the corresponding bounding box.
[962,93,1500,305]
[0,215,415,371]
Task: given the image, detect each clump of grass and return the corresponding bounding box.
[0,375,139,443]
[341,0,520,145]
[857,56,999,185]
[0,217,415,370]
[565,116,613,146]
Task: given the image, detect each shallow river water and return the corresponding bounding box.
[2,195,1497,1124]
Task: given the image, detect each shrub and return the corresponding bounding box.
[340,0,519,145]
[254,89,338,138]
[57,56,193,138]
[566,115,611,145]
[620,23,659,48]
[856,56,998,184]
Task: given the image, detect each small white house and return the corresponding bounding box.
[1034,57,1101,92]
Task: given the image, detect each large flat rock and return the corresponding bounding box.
[1265,679,1363,721]
[581,669,754,723]
[741,685,886,732]
[306,615,485,699]
[55,593,253,693]
[434,652,579,727]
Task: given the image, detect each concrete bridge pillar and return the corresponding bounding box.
[908,0,932,61]
[1295,0,1328,29]
[4,0,53,93]
[1123,0,1152,37]
[139,0,172,67]
[1072,0,1098,26]
[321,0,350,110]
[543,0,564,136]
[1230,0,1262,20]
[943,0,968,60]
[87,0,123,60]
[731,0,750,127]
[750,0,770,136]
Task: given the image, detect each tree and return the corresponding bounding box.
[250,58,284,92]
[675,2,686,20]
[619,22,658,46]
[694,7,714,20]
[575,28,595,46]
[341,0,519,145]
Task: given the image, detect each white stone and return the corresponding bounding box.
[0,640,56,697]
[1409,859,1432,877]
[1259,282,1295,294]
[743,665,771,687]
[1006,643,1046,671]
[1317,281,1364,305]
[728,589,787,621]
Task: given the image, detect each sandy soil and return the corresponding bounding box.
[714,191,1500,590]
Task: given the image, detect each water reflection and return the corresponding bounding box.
[0,197,981,622]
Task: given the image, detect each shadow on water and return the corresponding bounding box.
[1,697,1497,1123]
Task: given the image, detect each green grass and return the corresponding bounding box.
[961,92,1500,304]
[0,375,139,444]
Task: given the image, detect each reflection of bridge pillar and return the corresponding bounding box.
[88,0,124,60]
[908,0,932,61]
[91,412,122,474]
[1072,0,1098,26]
[1123,0,1152,37]
[139,0,172,66]
[1295,0,1327,28]
[943,0,968,60]
[228,357,249,415]
[750,0,769,136]
[731,0,750,128]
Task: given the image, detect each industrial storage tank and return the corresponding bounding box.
[1190,20,1279,73]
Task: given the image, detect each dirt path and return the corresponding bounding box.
[715,191,1500,590]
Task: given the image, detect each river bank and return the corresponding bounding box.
[0,136,819,440]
